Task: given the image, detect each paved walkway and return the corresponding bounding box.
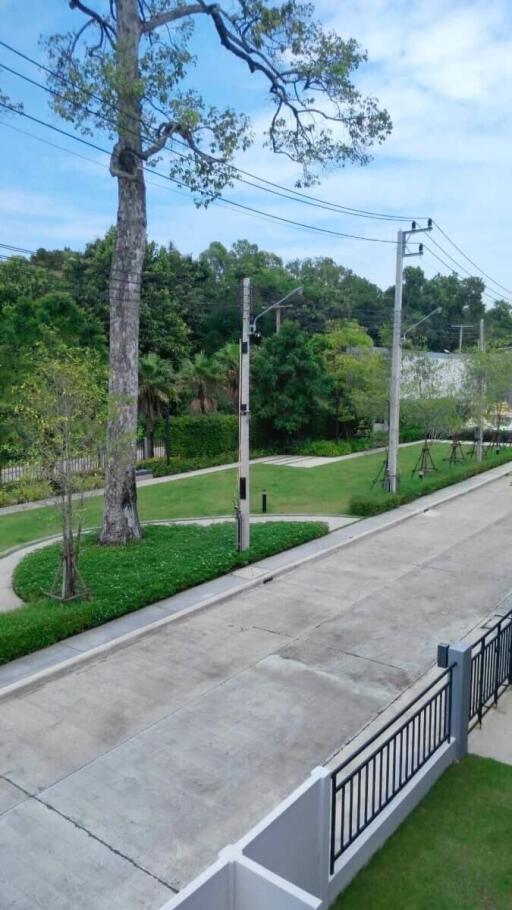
[0,514,355,612]
[1,470,512,907]
[470,689,512,765]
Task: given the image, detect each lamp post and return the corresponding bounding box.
[236,283,303,551]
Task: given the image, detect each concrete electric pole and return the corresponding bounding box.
[387,220,432,493]
[477,317,485,462]
[451,323,475,353]
[237,277,251,551]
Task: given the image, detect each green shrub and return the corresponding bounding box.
[0,471,104,508]
[0,478,53,506]
[399,426,424,443]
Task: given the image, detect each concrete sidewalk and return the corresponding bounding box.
[1,470,512,908]
[470,690,512,765]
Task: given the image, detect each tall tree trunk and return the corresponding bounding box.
[100,0,145,544]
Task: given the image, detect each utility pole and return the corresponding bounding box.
[477,317,485,462]
[275,305,281,334]
[451,324,475,353]
[237,277,251,551]
[387,219,432,493]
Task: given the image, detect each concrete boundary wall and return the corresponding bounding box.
[160,741,455,910]
[159,635,474,909]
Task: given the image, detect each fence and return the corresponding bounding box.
[468,606,512,731]
[329,667,452,872]
[0,441,169,484]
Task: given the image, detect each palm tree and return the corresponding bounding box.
[214,343,239,412]
[182,352,221,414]
[138,353,177,457]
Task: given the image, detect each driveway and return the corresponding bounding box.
[1,476,512,907]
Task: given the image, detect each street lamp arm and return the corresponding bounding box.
[402,306,442,340]
[251,285,303,331]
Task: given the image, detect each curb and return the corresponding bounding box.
[0,461,511,700]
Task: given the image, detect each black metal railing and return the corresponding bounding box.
[329,667,453,873]
[468,608,512,731]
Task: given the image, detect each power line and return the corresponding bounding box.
[422,245,501,307]
[428,233,512,305]
[0,39,423,224]
[0,99,401,245]
[433,220,512,298]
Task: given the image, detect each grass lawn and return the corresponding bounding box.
[1,521,327,665]
[0,443,510,554]
[332,755,512,910]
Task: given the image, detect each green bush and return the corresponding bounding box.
[0,472,104,508]
[295,434,389,458]
[399,426,424,443]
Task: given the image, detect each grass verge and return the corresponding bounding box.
[331,755,512,910]
[350,447,512,516]
[1,443,511,555]
[2,521,327,666]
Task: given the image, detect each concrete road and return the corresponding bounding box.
[1,477,512,907]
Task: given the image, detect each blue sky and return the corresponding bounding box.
[0,0,511,292]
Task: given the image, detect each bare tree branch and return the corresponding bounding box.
[69,0,116,45]
[140,3,208,33]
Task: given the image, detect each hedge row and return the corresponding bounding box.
[152,415,238,458]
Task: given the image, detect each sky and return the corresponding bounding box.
[0,0,511,293]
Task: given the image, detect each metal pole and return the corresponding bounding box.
[275,306,281,334]
[459,325,463,353]
[476,318,485,462]
[164,405,171,465]
[388,230,404,493]
[238,277,251,550]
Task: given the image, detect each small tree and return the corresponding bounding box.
[16,348,107,601]
[464,350,512,445]
[401,353,461,441]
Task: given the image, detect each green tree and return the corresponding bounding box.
[252,321,327,439]
[320,320,386,440]
[138,352,179,455]
[214,343,240,412]
[182,352,221,414]
[43,0,391,544]
[15,347,107,601]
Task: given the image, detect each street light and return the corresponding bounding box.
[237,282,303,552]
[250,285,303,336]
[402,307,442,341]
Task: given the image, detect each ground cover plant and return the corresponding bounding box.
[331,755,512,910]
[1,442,511,554]
[2,522,327,666]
